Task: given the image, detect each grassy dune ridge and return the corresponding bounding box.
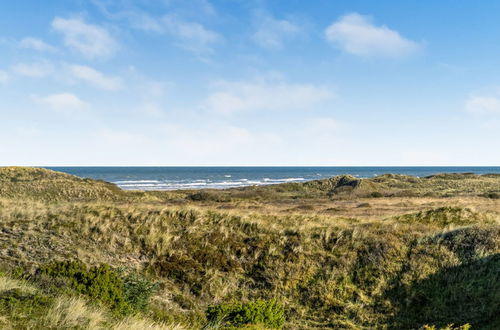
[0,167,499,329]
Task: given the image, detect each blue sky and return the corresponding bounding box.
[1,0,500,166]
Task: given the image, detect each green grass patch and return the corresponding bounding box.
[206,299,285,329]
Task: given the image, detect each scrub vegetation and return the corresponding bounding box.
[0,167,498,329]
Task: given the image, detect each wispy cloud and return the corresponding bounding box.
[252,13,302,50]
[325,13,420,58]
[92,1,164,33]
[466,95,500,114]
[66,64,122,90]
[203,75,334,115]
[52,17,118,59]
[35,93,86,111]
[12,62,53,77]
[19,37,57,52]
[92,1,220,55]
[162,15,222,54]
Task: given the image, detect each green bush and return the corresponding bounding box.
[206,299,285,328]
[122,272,158,312]
[36,260,157,314]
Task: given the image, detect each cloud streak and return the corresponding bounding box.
[19,37,57,52]
[52,17,118,59]
[36,93,86,111]
[325,13,420,58]
[66,64,122,90]
[12,62,54,77]
[162,15,222,54]
[466,95,500,114]
[203,76,334,114]
[252,13,302,50]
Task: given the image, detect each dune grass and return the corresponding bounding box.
[0,167,498,329]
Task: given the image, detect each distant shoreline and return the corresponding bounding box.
[42,166,500,191]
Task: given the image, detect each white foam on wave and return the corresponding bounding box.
[114,180,161,184]
[263,177,305,183]
[115,177,308,191]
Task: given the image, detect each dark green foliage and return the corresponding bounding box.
[37,260,156,314]
[187,190,227,202]
[206,299,285,328]
[122,272,158,312]
[485,192,500,199]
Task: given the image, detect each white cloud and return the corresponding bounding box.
[466,95,500,114]
[93,2,164,33]
[325,13,419,57]
[203,76,334,114]
[66,64,122,90]
[36,93,86,111]
[52,17,118,59]
[12,62,53,77]
[162,15,221,54]
[91,1,219,55]
[253,13,302,50]
[0,70,9,83]
[19,37,57,52]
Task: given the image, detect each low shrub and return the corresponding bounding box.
[122,272,158,312]
[484,192,500,199]
[36,260,156,314]
[187,191,227,202]
[206,299,285,329]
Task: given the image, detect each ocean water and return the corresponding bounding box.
[46,167,500,191]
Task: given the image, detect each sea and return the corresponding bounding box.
[45,167,500,191]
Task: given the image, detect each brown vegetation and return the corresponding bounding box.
[0,167,498,329]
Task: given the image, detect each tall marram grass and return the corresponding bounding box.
[0,198,498,328]
[0,167,499,328]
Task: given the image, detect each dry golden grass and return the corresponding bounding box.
[43,296,105,329]
[0,276,36,294]
[0,167,498,329]
[112,317,185,330]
